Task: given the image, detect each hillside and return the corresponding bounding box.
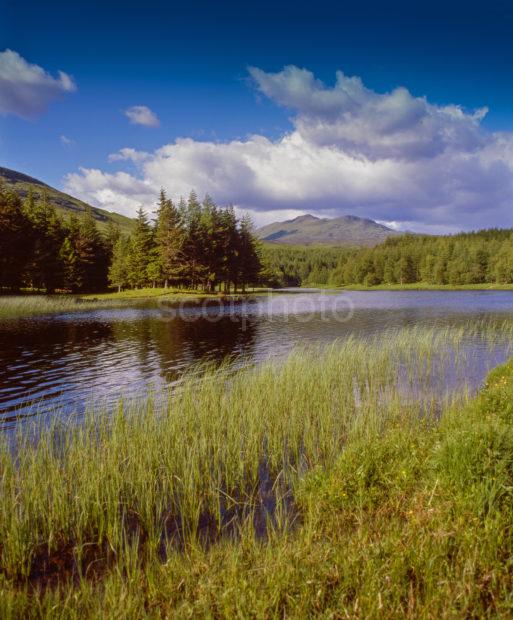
[256,214,399,247]
[0,166,134,234]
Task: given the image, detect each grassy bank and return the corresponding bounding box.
[0,294,138,320]
[1,327,513,616]
[0,288,262,319]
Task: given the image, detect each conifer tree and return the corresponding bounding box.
[0,185,29,290]
[237,214,261,292]
[155,189,184,288]
[128,207,153,288]
[109,236,131,292]
[75,208,106,291]
[59,237,80,292]
[25,190,64,293]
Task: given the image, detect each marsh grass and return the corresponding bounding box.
[1,326,513,616]
[0,289,264,319]
[0,295,139,319]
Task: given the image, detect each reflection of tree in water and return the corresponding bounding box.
[148,315,257,382]
[0,319,116,415]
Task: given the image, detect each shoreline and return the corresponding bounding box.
[307,282,513,291]
[0,288,269,319]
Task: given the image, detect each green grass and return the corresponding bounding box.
[2,326,513,616]
[80,287,268,301]
[0,295,138,319]
[0,289,264,319]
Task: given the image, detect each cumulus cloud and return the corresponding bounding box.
[0,49,76,118]
[65,66,513,232]
[65,168,155,217]
[108,147,151,163]
[124,105,160,127]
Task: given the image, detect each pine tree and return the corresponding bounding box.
[237,213,262,292]
[24,190,64,293]
[75,208,106,291]
[0,185,30,290]
[109,236,131,291]
[128,207,153,288]
[181,191,207,289]
[59,237,80,292]
[155,189,184,288]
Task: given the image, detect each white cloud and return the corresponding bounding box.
[65,66,513,232]
[124,105,160,127]
[64,168,156,217]
[0,49,76,118]
[108,147,150,163]
[60,134,75,146]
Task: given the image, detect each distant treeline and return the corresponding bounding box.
[0,185,262,293]
[262,230,513,287]
[259,245,347,287]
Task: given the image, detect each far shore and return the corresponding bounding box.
[308,282,513,291]
[3,283,513,320]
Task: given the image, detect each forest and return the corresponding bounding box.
[260,230,513,287]
[4,178,513,294]
[0,185,262,294]
[322,230,513,286]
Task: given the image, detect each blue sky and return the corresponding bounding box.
[3,0,513,231]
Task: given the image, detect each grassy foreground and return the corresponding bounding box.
[1,328,513,616]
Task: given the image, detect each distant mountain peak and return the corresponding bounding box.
[257,212,399,247]
[291,214,320,223]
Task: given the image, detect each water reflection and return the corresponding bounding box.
[1,289,513,428]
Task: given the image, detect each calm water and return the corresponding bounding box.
[2,289,513,428]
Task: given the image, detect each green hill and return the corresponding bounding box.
[257,213,399,247]
[0,166,135,234]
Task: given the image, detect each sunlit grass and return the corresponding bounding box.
[0,288,268,318]
[0,294,135,319]
[1,326,513,616]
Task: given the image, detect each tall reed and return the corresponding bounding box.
[1,324,512,616]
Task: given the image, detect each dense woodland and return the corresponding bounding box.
[0,185,262,293]
[0,185,113,293]
[260,245,346,287]
[264,230,513,287]
[325,230,513,286]
[4,179,513,293]
[109,190,261,293]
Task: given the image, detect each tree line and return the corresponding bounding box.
[5,177,513,294]
[327,230,513,286]
[0,184,114,293]
[0,184,262,294]
[259,245,347,287]
[108,190,261,293]
[260,230,513,287]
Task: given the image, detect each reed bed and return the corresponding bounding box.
[1,326,513,617]
[0,290,255,319]
[0,295,135,319]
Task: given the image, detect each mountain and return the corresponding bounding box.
[256,214,400,247]
[0,166,134,234]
